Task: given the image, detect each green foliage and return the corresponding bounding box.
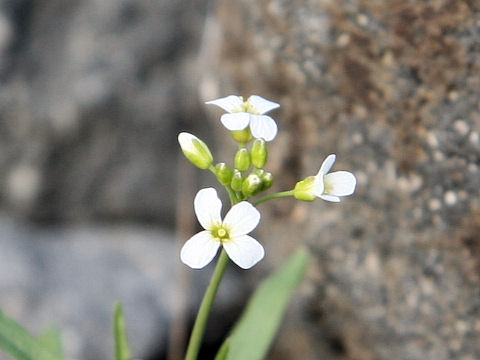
[0,307,63,360]
[218,248,310,360]
[113,302,131,360]
[37,328,64,359]
[213,339,230,360]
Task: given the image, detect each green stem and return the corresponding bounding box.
[184,183,239,360]
[225,186,240,205]
[184,250,230,360]
[254,190,294,206]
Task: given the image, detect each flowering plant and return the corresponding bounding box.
[0,95,355,360]
[177,94,356,360]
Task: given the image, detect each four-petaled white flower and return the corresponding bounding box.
[206,95,280,141]
[313,154,356,202]
[181,188,265,269]
[294,154,356,202]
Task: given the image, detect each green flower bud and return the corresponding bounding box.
[242,173,262,197]
[231,170,243,192]
[293,176,316,201]
[178,132,213,169]
[254,168,265,177]
[234,148,251,171]
[251,139,268,168]
[231,128,253,143]
[215,163,233,185]
[260,171,274,190]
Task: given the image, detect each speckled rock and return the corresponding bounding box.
[203,0,480,359]
[0,0,210,225]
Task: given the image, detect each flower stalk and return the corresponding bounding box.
[178,94,356,360]
[184,249,229,360]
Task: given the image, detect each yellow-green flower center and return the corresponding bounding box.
[212,224,231,242]
[232,99,260,114]
[242,101,259,114]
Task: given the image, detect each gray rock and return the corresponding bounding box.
[0,0,211,225]
[0,216,245,359]
[0,216,175,359]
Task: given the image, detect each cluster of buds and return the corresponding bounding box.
[179,95,280,201]
[216,138,273,199]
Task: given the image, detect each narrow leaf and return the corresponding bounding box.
[114,302,131,360]
[0,308,62,360]
[38,328,64,359]
[214,338,230,360]
[221,247,310,360]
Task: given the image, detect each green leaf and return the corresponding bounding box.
[113,302,131,360]
[213,338,230,360]
[219,247,310,360]
[38,328,64,359]
[0,307,62,360]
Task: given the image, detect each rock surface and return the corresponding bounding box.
[0,216,245,360]
[0,0,210,226]
[0,217,176,359]
[205,0,480,359]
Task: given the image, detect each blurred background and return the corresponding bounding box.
[0,0,480,359]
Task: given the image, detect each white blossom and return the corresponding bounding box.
[180,188,264,269]
[313,154,356,202]
[206,95,280,141]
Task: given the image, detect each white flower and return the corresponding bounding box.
[313,154,356,202]
[206,95,280,141]
[294,154,356,202]
[180,188,264,269]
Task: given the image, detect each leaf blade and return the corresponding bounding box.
[221,247,310,360]
[38,328,64,360]
[114,302,132,360]
[0,307,62,360]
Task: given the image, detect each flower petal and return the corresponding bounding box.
[248,95,280,114]
[223,201,260,237]
[206,95,243,113]
[319,194,341,202]
[220,113,250,131]
[317,154,336,176]
[194,188,222,230]
[249,115,278,141]
[180,231,221,269]
[312,175,325,197]
[324,171,356,196]
[178,132,197,153]
[223,235,265,269]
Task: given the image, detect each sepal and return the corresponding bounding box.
[178,132,213,170]
[235,148,251,171]
[251,139,268,168]
[242,173,262,197]
[293,176,316,201]
[231,170,244,192]
[215,163,234,186]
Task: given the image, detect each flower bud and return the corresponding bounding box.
[178,132,213,169]
[251,139,268,168]
[234,148,251,171]
[231,170,243,192]
[231,128,253,143]
[293,176,316,201]
[260,171,274,190]
[242,173,262,197]
[215,163,233,186]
